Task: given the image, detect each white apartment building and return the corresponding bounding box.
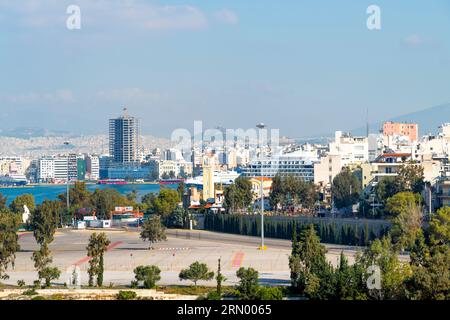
[53,156,68,181]
[86,154,100,180]
[329,131,369,167]
[38,157,55,182]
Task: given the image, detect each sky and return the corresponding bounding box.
[0,0,449,138]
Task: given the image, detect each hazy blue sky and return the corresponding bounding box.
[0,0,449,138]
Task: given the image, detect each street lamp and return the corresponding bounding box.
[64,141,71,227]
[256,123,267,251]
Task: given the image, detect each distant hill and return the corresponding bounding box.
[350,103,450,137]
[293,103,450,143]
[350,103,450,136]
[0,127,71,139]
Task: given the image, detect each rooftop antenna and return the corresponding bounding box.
[123,107,128,117]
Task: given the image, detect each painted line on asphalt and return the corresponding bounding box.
[73,241,123,266]
[231,252,245,268]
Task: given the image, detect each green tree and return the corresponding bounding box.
[428,206,450,248]
[257,287,283,300]
[0,210,20,280]
[397,164,425,194]
[269,174,284,212]
[269,174,319,212]
[91,188,132,219]
[133,265,161,289]
[405,207,450,299]
[58,181,92,210]
[406,231,449,300]
[9,194,36,214]
[385,192,423,250]
[86,232,111,287]
[179,261,214,287]
[40,267,61,288]
[223,177,253,213]
[375,165,425,205]
[359,235,411,299]
[126,189,138,203]
[331,168,361,210]
[216,258,226,297]
[140,215,167,245]
[148,189,180,218]
[177,181,186,200]
[29,200,61,286]
[289,224,335,299]
[0,193,8,211]
[334,252,368,300]
[375,177,401,205]
[166,206,187,228]
[235,267,259,300]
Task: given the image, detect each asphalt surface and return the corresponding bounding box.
[3,228,366,287]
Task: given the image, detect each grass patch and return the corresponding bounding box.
[116,290,137,300]
[22,289,38,296]
[158,285,235,296]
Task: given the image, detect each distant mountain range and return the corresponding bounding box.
[0,127,72,139]
[351,103,450,137]
[295,103,450,144]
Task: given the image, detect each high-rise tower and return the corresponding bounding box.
[109,108,140,163]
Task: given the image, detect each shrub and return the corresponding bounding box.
[23,289,38,296]
[17,280,26,287]
[205,291,221,300]
[116,290,137,300]
[257,287,284,300]
[130,280,139,289]
[134,265,161,289]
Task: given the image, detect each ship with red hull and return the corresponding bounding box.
[159,179,184,185]
[97,179,128,185]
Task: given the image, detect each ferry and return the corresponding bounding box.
[159,179,184,185]
[97,179,128,185]
[0,173,28,187]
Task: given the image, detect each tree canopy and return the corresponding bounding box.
[140,215,167,245]
[9,194,35,214]
[223,177,253,213]
[331,168,361,210]
[179,261,214,287]
[269,174,319,213]
[0,210,20,280]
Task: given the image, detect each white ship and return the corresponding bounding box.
[0,173,28,186]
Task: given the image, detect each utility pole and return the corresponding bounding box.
[256,123,267,251]
[429,184,432,219]
[64,142,71,227]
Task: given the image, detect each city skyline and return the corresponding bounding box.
[0,0,449,138]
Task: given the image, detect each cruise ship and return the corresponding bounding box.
[0,173,28,186]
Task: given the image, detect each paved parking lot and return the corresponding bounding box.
[4,229,359,287]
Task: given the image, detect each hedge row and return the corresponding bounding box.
[204,214,391,246]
